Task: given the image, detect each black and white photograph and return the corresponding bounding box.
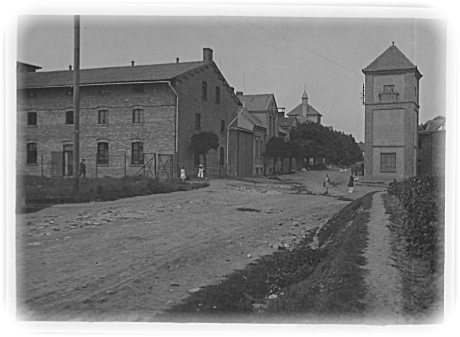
[2,1,458,335]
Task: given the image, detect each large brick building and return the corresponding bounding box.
[17,48,240,179]
[362,43,422,181]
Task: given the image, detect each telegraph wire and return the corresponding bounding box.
[210,17,362,84]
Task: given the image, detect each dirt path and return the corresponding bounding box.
[16,170,383,322]
[361,192,407,324]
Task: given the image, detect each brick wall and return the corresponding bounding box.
[174,62,239,178]
[18,82,176,178]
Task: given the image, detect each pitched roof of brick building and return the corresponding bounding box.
[363,44,418,73]
[237,94,275,112]
[17,61,208,89]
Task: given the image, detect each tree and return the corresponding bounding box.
[289,121,363,168]
[264,136,288,174]
[286,140,302,172]
[190,131,219,175]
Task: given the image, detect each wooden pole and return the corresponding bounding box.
[73,15,81,193]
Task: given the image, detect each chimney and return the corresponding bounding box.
[203,48,213,62]
[236,91,243,96]
[69,65,72,71]
[131,60,135,66]
[176,57,180,63]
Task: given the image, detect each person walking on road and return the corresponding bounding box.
[198,164,204,182]
[323,174,330,194]
[180,167,186,182]
[348,173,355,193]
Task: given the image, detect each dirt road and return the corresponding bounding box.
[16,170,383,321]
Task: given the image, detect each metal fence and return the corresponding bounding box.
[27,152,175,180]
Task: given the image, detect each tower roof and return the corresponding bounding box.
[302,89,308,99]
[363,44,421,76]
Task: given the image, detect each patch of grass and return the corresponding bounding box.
[163,192,377,322]
[17,175,209,213]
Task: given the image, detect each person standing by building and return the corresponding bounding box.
[180,167,186,182]
[79,159,86,178]
[348,173,355,193]
[323,174,330,194]
[198,164,204,181]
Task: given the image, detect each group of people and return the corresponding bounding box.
[180,164,204,182]
[323,173,357,195]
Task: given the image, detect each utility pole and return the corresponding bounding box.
[73,15,81,193]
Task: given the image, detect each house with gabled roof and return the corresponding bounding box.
[227,107,267,177]
[18,48,240,178]
[287,89,322,124]
[362,43,422,181]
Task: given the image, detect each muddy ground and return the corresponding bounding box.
[16,169,384,322]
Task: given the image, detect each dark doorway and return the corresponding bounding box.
[63,144,73,176]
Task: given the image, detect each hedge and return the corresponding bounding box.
[387,176,444,269]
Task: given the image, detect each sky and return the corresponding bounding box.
[15,9,448,143]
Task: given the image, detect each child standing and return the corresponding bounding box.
[180,167,186,182]
[348,173,355,193]
[323,174,330,194]
[198,164,204,181]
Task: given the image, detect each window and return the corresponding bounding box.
[195,114,201,129]
[380,153,396,172]
[219,147,225,166]
[98,110,108,124]
[27,112,37,126]
[66,111,74,125]
[383,85,395,93]
[202,81,207,100]
[132,109,144,124]
[97,142,109,165]
[133,84,144,93]
[220,120,225,133]
[215,86,220,104]
[27,143,38,164]
[132,142,144,165]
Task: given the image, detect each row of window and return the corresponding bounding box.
[201,82,220,104]
[26,142,145,165]
[26,109,146,126]
[195,114,226,133]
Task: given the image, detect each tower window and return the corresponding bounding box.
[98,110,108,124]
[132,109,144,124]
[27,112,37,126]
[65,111,74,125]
[27,143,38,164]
[380,153,396,173]
[202,81,207,100]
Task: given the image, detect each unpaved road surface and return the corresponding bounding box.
[362,192,405,324]
[16,170,384,321]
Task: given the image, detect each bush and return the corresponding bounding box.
[387,176,444,267]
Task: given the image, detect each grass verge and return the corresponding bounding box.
[161,192,376,323]
[17,175,209,214]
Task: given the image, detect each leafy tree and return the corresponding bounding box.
[286,140,303,172]
[264,136,288,174]
[289,121,363,167]
[190,131,219,174]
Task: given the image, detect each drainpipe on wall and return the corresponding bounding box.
[226,112,241,177]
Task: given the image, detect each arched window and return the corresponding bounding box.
[132,142,144,165]
[97,142,109,165]
[27,143,38,164]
